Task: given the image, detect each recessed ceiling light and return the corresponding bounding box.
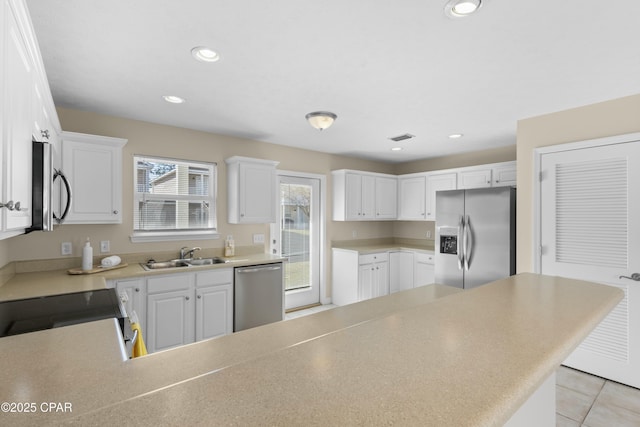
[449,133,464,139]
[444,0,482,18]
[163,95,185,104]
[191,46,220,63]
[391,147,403,151]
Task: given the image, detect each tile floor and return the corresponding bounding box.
[286,305,640,427]
[556,365,640,427]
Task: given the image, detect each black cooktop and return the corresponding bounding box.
[0,288,124,337]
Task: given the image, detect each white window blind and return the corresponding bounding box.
[133,156,216,233]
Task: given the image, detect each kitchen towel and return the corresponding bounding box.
[131,322,148,358]
[100,255,121,267]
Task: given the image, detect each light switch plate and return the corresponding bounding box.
[100,240,110,253]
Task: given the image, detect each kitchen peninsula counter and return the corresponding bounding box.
[0,274,623,426]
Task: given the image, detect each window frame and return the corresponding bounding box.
[130,154,219,243]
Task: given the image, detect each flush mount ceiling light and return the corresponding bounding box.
[163,95,185,104]
[448,133,464,139]
[305,111,337,131]
[391,147,403,151]
[191,46,220,63]
[444,0,482,18]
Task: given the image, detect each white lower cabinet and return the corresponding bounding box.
[194,270,233,342]
[333,248,434,305]
[414,253,435,287]
[389,251,414,294]
[112,268,233,354]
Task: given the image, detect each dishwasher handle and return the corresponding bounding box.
[236,265,282,274]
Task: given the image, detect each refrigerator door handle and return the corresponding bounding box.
[464,214,472,271]
[457,215,464,270]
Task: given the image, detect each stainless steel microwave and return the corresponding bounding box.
[27,141,71,232]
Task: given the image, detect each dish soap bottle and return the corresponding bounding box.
[82,238,93,271]
[224,235,235,257]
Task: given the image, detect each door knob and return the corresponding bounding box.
[619,273,640,281]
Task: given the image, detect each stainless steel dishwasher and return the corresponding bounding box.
[234,263,284,332]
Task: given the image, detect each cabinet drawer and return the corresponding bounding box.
[359,252,389,265]
[147,274,192,294]
[196,269,233,287]
[414,253,434,264]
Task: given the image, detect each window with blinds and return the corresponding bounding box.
[133,156,216,234]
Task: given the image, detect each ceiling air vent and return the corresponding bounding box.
[389,133,415,142]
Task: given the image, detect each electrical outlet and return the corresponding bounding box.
[61,242,72,256]
[253,234,265,244]
[426,230,432,239]
[100,240,110,253]
[352,230,358,238]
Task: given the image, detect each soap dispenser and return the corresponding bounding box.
[82,238,93,271]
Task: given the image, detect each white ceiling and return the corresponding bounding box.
[26,0,640,163]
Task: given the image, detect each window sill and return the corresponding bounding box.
[130,230,220,243]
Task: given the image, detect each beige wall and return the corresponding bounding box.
[516,93,640,273]
[6,108,400,297]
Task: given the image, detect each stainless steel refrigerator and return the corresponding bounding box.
[435,187,516,289]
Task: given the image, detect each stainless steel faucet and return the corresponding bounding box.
[179,246,201,259]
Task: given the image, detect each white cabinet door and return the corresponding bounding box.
[61,132,126,224]
[195,283,233,341]
[425,173,457,221]
[195,269,233,341]
[226,156,279,223]
[2,0,33,233]
[492,163,517,187]
[146,288,194,353]
[345,173,363,220]
[146,274,195,353]
[375,176,397,219]
[361,174,376,219]
[397,175,426,220]
[458,168,492,189]
[374,260,389,297]
[414,253,435,287]
[358,263,375,301]
[115,278,146,333]
[389,252,414,293]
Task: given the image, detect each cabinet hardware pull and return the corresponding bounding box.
[13,202,21,211]
[197,295,202,299]
[135,288,140,292]
[41,129,50,139]
[185,296,190,300]
[619,273,640,281]
[113,210,118,214]
[0,201,14,210]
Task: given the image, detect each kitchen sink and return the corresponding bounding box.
[141,257,227,271]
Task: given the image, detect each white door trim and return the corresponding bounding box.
[533,131,640,273]
[271,170,329,305]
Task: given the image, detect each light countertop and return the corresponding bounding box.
[332,242,435,254]
[0,253,286,302]
[0,273,623,426]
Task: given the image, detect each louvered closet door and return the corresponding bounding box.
[540,139,640,388]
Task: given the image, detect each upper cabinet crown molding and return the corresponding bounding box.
[225,156,279,224]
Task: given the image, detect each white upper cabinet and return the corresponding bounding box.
[226,156,279,224]
[61,131,127,224]
[492,162,517,187]
[458,168,492,189]
[397,174,426,220]
[425,172,457,221]
[396,161,516,221]
[375,176,397,219]
[333,170,396,221]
